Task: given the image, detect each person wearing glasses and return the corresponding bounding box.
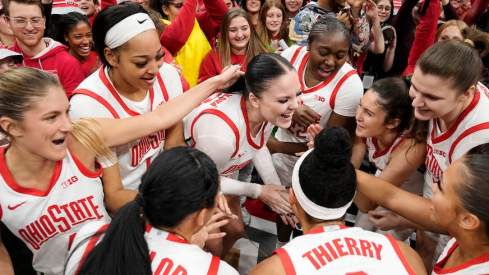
[4,0,85,97]
[150,0,228,88]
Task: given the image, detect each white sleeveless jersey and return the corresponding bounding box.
[272,46,362,186]
[0,147,111,275]
[64,220,109,275]
[433,238,489,274]
[424,84,489,198]
[365,135,423,195]
[183,93,273,176]
[145,225,238,275]
[275,225,416,274]
[71,65,182,190]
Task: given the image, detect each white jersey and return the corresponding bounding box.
[365,135,423,195]
[424,84,489,198]
[0,147,111,275]
[183,93,273,176]
[275,225,416,274]
[70,64,183,190]
[273,46,362,186]
[433,238,489,274]
[64,221,109,275]
[145,225,238,275]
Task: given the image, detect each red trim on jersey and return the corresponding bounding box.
[71,89,120,118]
[207,256,221,275]
[385,235,416,275]
[434,239,489,274]
[68,233,76,251]
[146,158,151,169]
[190,109,240,158]
[156,73,169,102]
[297,52,340,94]
[289,46,305,65]
[370,134,404,159]
[275,248,297,275]
[69,151,103,178]
[448,122,489,163]
[241,96,268,150]
[0,147,62,197]
[75,224,109,275]
[145,224,152,233]
[329,70,358,109]
[99,68,156,116]
[166,232,190,244]
[0,202,3,220]
[431,91,480,144]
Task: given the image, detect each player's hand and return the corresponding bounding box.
[307,124,323,149]
[258,185,293,219]
[278,190,299,226]
[190,212,229,249]
[292,105,320,128]
[217,65,244,89]
[170,60,183,77]
[368,210,403,231]
[217,192,236,218]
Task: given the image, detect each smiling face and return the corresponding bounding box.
[436,25,464,42]
[265,6,282,36]
[7,2,45,48]
[307,31,349,82]
[284,0,303,15]
[14,86,73,162]
[409,67,463,121]
[246,0,261,14]
[251,70,302,128]
[108,29,164,93]
[355,90,393,138]
[78,0,97,17]
[377,0,392,23]
[65,22,93,61]
[228,16,251,55]
[430,159,464,230]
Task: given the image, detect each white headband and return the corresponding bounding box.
[105,13,156,49]
[292,148,355,220]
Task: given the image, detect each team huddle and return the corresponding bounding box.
[0,0,488,273]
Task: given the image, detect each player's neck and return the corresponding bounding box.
[302,220,345,235]
[374,130,399,151]
[443,233,489,269]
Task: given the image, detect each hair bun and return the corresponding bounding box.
[313,126,352,169]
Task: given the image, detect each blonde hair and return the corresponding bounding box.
[217,8,267,68]
[434,20,468,42]
[0,67,61,136]
[71,118,118,166]
[257,0,288,46]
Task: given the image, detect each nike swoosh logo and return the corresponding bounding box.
[137,19,148,24]
[8,201,27,210]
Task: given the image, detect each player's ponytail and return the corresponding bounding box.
[78,147,220,275]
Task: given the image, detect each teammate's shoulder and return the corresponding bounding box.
[249,254,286,275]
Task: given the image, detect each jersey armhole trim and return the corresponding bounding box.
[448,122,489,163]
[329,70,358,110]
[190,110,240,158]
[74,223,109,275]
[289,46,305,65]
[275,248,297,275]
[156,73,169,102]
[385,235,417,275]
[71,89,120,119]
[207,256,221,275]
[69,150,103,178]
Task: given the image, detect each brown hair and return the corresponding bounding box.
[0,67,61,136]
[461,25,489,58]
[217,8,267,68]
[4,0,44,17]
[417,40,482,95]
[257,0,288,47]
[434,20,467,43]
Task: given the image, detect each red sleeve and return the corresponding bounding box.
[402,0,440,75]
[57,52,86,98]
[462,0,489,25]
[100,0,116,10]
[159,0,197,55]
[198,50,222,84]
[196,0,228,40]
[162,46,190,92]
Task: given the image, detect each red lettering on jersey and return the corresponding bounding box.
[287,114,322,140]
[425,144,442,182]
[18,196,105,250]
[301,237,384,270]
[314,95,325,102]
[131,130,165,167]
[221,159,252,175]
[154,257,188,275]
[434,149,446,157]
[210,94,232,108]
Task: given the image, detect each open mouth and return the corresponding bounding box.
[281,111,294,119]
[53,138,65,145]
[142,76,156,84]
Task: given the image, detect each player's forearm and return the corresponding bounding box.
[267,136,308,156]
[0,243,14,275]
